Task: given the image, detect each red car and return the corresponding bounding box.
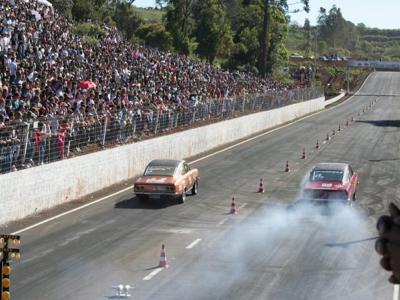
[302,163,359,206]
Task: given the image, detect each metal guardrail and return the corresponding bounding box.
[0,87,323,174]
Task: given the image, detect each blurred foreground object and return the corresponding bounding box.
[376,203,400,283]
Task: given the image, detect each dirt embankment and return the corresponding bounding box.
[316,66,370,98]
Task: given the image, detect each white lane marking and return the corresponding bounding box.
[12,187,131,235]
[185,238,202,249]
[393,285,399,300]
[238,203,248,210]
[22,248,54,264]
[12,74,374,235]
[218,218,228,226]
[59,227,98,247]
[57,220,115,247]
[156,228,192,234]
[143,268,163,281]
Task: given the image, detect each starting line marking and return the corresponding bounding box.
[185,238,202,249]
[143,268,163,281]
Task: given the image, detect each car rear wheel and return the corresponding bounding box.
[352,191,357,201]
[191,180,198,195]
[178,190,186,204]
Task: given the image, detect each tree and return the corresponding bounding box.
[239,0,309,77]
[257,0,309,77]
[51,0,73,19]
[268,6,289,71]
[71,0,95,21]
[162,0,197,55]
[113,2,142,40]
[227,2,263,72]
[136,23,173,50]
[192,0,233,63]
[318,6,346,50]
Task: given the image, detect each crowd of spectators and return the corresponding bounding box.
[0,0,311,173]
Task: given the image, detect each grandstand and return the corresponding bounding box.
[0,0,321,173]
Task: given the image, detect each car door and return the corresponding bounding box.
[348,166,357,196]
[182,163,194,189]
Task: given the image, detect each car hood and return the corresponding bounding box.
[135,176,175,185]
[304,181,346,190]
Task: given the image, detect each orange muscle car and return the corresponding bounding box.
[134,159,199,203]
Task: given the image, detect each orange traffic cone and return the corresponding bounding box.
[159,244,169,268]
[332,129,336,136]
[230,197,237,214]
[346,120,349,127]
[351,116,355,122]
[326,133,330,141]
[285,161,290,172]
[301,148,306,159]
[338,124,341,132]
[258,179,265,193]
[316,140,320,150]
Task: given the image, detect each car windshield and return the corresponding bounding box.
[310,170,344,182]
[144,165,176,176]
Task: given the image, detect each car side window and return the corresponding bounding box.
[184,163,191,173]
[180,164,189,175]
[348,166,354,178]
[177,165,185,175]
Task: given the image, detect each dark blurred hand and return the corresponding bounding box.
[376,203,400,284]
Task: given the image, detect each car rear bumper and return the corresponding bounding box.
[295,198,352,206]
[134,192,181,198]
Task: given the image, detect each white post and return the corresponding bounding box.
[102,116,107,148]
[154,110,160,134]
[22,123,30,165]
[393,285,399,300]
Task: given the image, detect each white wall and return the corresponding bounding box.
[0,96,326,224]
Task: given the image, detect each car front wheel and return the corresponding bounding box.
[178,190,186,204]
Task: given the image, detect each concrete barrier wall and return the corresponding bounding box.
[0,96,325,224]
[325,92,346,106]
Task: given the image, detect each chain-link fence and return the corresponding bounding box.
[0,87,323,174]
